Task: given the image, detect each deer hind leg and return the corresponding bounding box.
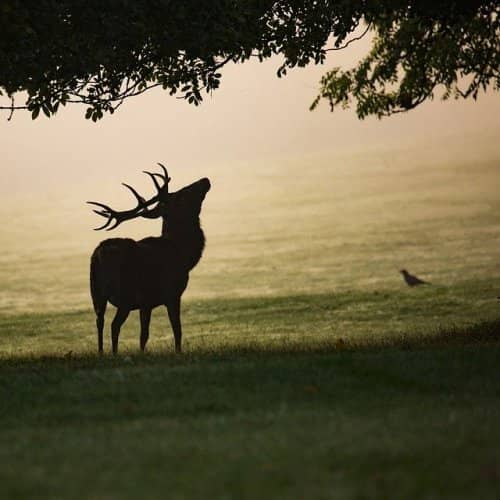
[111,307,130,355]
[140,308,152,352]
[166,296,182,353]
[95,301,107,354]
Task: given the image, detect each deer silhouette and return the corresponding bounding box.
[88,164,210,354]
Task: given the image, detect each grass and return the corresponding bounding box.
[2,343,499,500]
[1,277,498,356]
[1,283,499,500]
[0,154,499,498]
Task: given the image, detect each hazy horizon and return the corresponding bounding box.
[0,40,499,313]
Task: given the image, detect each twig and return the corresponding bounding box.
[325,23,371,52]
[7,96,15,121]
[0,97,29,121]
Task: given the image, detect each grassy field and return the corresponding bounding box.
[0,150,499,499]
[0,290,499,500]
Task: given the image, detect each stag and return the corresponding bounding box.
[88,164,210,354]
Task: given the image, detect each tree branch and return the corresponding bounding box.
[324,23,372,52]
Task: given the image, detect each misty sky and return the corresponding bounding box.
[1,37,499,199]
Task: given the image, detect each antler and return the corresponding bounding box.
[142,163,171,196]
[87,163,170,231]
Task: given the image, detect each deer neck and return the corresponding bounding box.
[161,218,205,271]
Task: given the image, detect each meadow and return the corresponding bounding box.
[0,146,499,499]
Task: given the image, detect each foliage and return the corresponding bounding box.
[311,1,500,117]
[0,1,498,120]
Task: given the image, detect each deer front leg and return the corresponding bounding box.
[140,308,152,352]
[166,296,182,353]
[111,307,130,354]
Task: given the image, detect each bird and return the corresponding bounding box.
[399,269,430,287]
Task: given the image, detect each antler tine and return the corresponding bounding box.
[105,219,122,231]
[157,163,171,183]
[95,219,114,231]
[87,202,115,230]
[143,170,162,192]
[87,201,112,211]
[92,209,108,217]
[122,183,146,207]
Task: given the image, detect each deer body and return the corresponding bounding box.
[89,167,210,354]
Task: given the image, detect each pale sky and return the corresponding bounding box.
[1,37,499,199]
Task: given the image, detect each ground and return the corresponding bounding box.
[0,150,499,499]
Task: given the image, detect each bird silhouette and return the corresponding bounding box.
[400,269,430,287]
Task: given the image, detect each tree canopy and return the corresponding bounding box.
[0,1,498,121]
